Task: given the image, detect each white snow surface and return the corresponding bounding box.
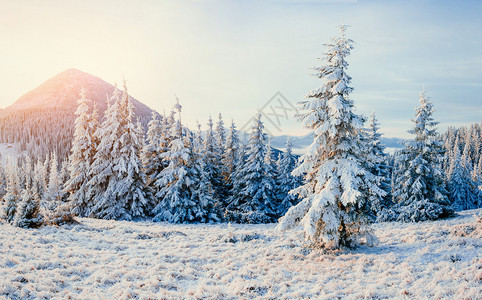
[0,210,480,299]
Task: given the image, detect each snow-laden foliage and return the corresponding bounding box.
[88,83,149,220]
[215,113,229,200]
[276,26,384,249]
[275,138,302,217]
[140,112,166,201]
[227,113,278,223]
[220,120,240,212]
[215,113,226,156]
[64,89,99,217]
[226,141,247,220]
[46,153,62,203]
[439,122,481,210]
[1,158,21,223]
[32,157,48,200]
[391,91,453,222]
[13,188,43,228]
[364,112,392,221]
[202,117,224,204]
[0,162,6,200]
[447,141,478,211]
[222,120,239,183]
[153,119,217,223]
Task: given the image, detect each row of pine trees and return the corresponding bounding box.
[0,83,302,226]
[0,79,480,229]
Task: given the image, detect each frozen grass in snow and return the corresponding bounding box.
[0,209,480,299]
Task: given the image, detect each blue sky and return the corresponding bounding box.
[0,0,481,138]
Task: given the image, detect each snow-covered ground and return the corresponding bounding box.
[0,210,480,299]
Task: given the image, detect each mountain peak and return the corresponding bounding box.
[4,69,153,118]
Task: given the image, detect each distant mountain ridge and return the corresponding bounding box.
[269,133,405,154]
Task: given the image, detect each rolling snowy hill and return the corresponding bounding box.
[0,210,479,299]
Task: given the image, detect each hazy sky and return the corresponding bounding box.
[1,0,481,138]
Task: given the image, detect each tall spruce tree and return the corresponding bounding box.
[47,153,61,203]
[472,157,482,208]
[13,187,43,228]
[228,113,277,223]
[141,111,165,205]
[153,117,216,223]
[365,112,392,221]
[391,90,452,222]
[1,158,21,223]
[222,120,240,184]
[88,83,149,220]
[276,26,383,249]
[203,117,223,200]
[0,162,6,200]
[65,88,99,216]
[226,139,247,221]
[448,140,477,211]
[275,138,301,218]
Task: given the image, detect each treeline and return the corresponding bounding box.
[0,102,151,163]
[0,83,302,226]
[0,84,480,229]
[0,108,74,160]
[386,121,481,221]
[441,123,481,210]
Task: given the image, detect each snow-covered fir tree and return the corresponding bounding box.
[215,113,226,155]
[202,117,224,202]
[1,158,21,223]
[140,111,166,206]
[227,113,278,223]
[0,162,6,200]
[152,115,217,223]
[64,88,99,217]
[32,158,48,200]
[263,138,279,216]
[391,90,452,222]
[276,26,383,249]
[59,159,70,202]
[447,140,477,210]
[365,112,392,221]
[226,139,247,220]
[275,138,301,218]
[47,153,61,203]
[472,157,482,207]
[13,187,43,228]
[88,83,149,220]
[221,120,240,200]
[215,113,229,199]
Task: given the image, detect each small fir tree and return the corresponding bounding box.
[391,90,452,222]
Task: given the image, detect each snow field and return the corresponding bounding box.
[0,209,480,299]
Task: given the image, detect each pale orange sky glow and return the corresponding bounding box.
[1,0,481,138]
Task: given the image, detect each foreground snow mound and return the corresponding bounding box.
[0,210,480,299]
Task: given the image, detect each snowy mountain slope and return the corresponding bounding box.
[3,68,153,118]
[0,210,479,299]
[0,69,155,159]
